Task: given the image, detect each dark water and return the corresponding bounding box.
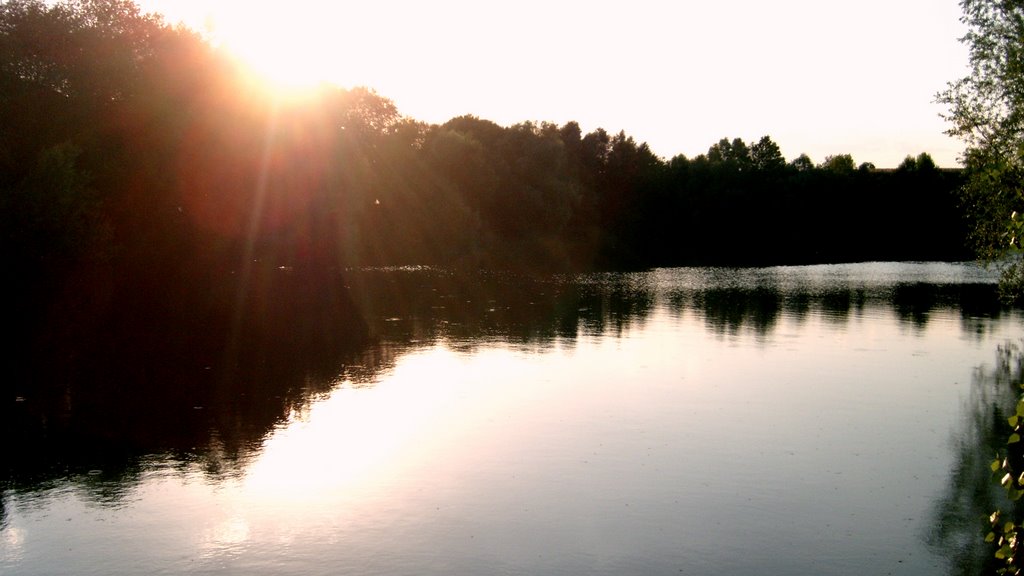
[2,262,1023,575]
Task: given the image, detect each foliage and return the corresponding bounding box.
[750,136,785,172]
[0,141,107,269]
[819,154,856,174]
[937,3,1024,570]
[986,347,1024,575]
[938,0,1024,159]
[788,153,815,172]
[938,0,1024,301]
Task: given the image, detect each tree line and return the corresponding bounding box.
[1,0,970,303]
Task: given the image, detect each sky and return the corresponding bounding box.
[137,0,970,168]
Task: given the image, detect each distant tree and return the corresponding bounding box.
[706,140,726,164]
[820,154,856,174]
[559,121,583,171]
[580,128,612,172]
[333,86,402,140]
[729,138,751,170]
[788,153,814,172]
[897,155,920,172]
[750,136,786,171]
[667,154,690,172]
[915,152,937,172]
[707,137,751,170]
[896,153,936,173]
[388,118,428,150]
[587,131,664,267]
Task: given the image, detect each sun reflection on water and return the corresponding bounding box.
[242,346,508,502]
[1,525,25,563]
[201,516,250,556]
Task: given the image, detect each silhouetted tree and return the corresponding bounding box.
[0,0,970,284]
[707,137,752,171]
[788,153,814,172]
[819,154,856,174]
[750,135,785,172]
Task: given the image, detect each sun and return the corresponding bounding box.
[223,30,326,93]
[204,4,346,95]
[138,1,402,100]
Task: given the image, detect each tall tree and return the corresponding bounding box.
[938,0,1024,159]
[707,137,752,170]
[937,0,1024,292]
[750,135,785,172]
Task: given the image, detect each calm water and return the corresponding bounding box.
[3,262,1024,575]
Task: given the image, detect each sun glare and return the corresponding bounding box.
[205,5,345,97]
[241,348,468,501]
[225,35,326,94]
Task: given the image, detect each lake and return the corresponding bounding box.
[3,262,1023,575]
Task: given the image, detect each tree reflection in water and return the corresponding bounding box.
[1,264,372,495]
[931,344,1024,575]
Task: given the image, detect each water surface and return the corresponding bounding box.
[3,262,1022,575]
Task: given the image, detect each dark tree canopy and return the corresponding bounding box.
[819,154,856,174]
[0,0,967,291]
[788,153,814,172]
[751,136,785,172]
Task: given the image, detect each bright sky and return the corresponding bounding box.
[138,0,970,168]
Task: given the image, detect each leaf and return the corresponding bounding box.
[997,545,1011,560]
[1010,433,1021,444]
[1003,473,1014,487]
[996,459,1004,472]
[1011,415,1020,427]
[1007,521,1016,534]
[988,531,998,543]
